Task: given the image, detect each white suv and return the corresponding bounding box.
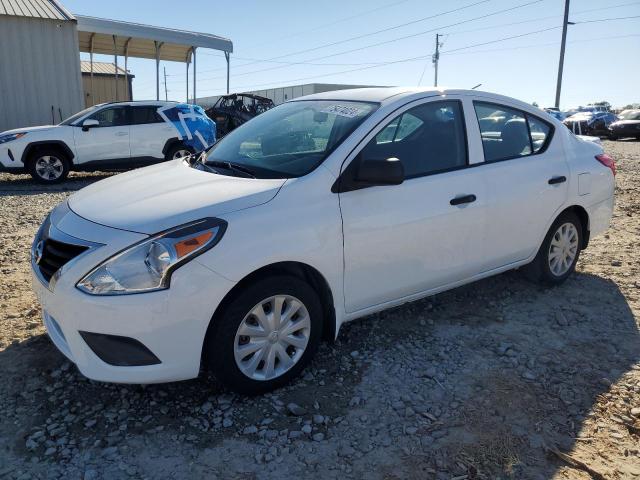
[32,88,615,394]
[0,101,216,183]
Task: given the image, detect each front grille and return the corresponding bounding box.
[38,238,88,282]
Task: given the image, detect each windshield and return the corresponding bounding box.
[59,105,100,125]
[204,100,378,178]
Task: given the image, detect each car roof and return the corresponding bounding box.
[290,87,534,109]
[94,100,187,108]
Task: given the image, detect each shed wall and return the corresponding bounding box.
[0,15,83,131]
[82,74,132,106]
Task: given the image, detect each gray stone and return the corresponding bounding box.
[286,403,307,416]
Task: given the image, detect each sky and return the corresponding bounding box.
[65,0,640,109]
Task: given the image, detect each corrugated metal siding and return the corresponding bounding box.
[0,0,71,20]
[0,15,84,131]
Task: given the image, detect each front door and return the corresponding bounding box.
[73,105,130,165]
[339,98,488,313]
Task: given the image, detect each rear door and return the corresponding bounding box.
[73,106,130,165]
[129,105,174,163]
[339,97,489,313]
[472,100,569,268]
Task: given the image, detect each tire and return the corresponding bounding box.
[204,275,324,394]
[523,211,582,286]
[165,143,195,161]
[609,135,618,141]
[27,148,70,184]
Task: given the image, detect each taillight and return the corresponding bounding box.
[596,153,616,176]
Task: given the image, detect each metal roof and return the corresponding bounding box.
[0,0,73,20]
[80,61,134,77]
[76,15,233,62]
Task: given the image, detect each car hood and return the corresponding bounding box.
[1,125,58,135]
[68,160,287,234]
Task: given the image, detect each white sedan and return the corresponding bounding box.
[31,87,615,394]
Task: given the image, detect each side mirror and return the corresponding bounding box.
[81,119,99,131]
[355,157,404,186]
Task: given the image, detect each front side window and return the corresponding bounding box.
[59,106,101,126]
[204,100,377,178]
[360,100,467,178]
[474,102,553,162]
[89,107,128,127]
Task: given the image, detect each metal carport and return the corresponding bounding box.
[75,15,233,102]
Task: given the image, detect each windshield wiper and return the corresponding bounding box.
[205,159,257,178]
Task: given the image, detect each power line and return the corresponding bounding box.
[140,32,639,98]
[176,0,640,77]
[446,1,640,35]
[197,0,490,68]
[196,25,561,95]
[192,0,547,83]
[241,0,412,49]
[248,0,491,62]
[441,33,640,56]
[573,15,640,24]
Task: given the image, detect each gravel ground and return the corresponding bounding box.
[0,141,639,480]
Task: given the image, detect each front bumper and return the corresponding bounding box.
[0,143,27,171]
[32,202,235,384]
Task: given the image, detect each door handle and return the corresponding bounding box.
[115,132,128,137]
[450,194,476,206]
[548,176,567,185]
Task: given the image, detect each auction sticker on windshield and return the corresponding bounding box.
[320,104,367,118]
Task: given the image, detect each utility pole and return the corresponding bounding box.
[432,33,442,87]
[555,0,571,109]
[163,66,168,101]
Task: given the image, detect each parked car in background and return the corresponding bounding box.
[206,93,275,137]
[32,87,615,393]
[563,111,618,138]
[608,109,640,140]
[0,101,216,183]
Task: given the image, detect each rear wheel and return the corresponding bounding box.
[204,275,323,394]
[523,211,583,285]
[27,149,70,184]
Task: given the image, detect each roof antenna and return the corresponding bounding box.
[471,84,482,90]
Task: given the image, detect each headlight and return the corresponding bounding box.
[0,132,27,144]
[77,218,226,295]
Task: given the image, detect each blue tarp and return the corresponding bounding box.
[156,104,216,152]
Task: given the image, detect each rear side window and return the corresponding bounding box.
[131,106,163,125]
[474,102,553,162]
[361,100,467,178]
[528,115,551,153]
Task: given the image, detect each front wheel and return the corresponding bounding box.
[204,275,323,394]
[523,211,583,285]
[27,149,70,184]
